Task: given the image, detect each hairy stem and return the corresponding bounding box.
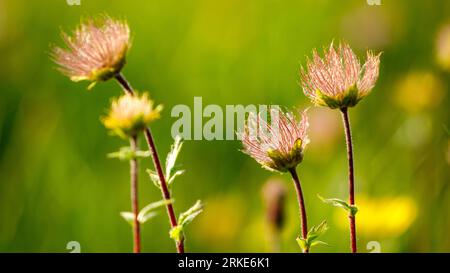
[115,73,185,253]
[288,168,309,253]
[341,107,357,253]
[129,135,141,253]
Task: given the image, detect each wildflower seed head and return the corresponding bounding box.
[102,93,163,138]
[51,15,131,88]
[240,107,309,172]
[300,42,381,109]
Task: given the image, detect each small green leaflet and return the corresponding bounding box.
[318,195,358,216]
[296,220,329,252]
[147,136,185,189]
[120,199,173,225]
[165,135,184,182]
[108,146,151,161]
[146,169,161,189]
[178,200,204,226]
[169,200,204,242]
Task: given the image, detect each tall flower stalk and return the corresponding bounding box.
[129,135,140,253]
[51,15,203,253]
[241,108,327,253]
[340,107,356,252]
[114,74,185,253]
[288,168,309,252]
[300,42,381,253]
[102,93,162,252]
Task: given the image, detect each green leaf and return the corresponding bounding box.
[178,200,204,227]
[138,212,157,223]
[307,220,329,242]
[318,195,358,216]
[310,240,329,247]
[108,147,151,161]
[146,169,161,189]
[168,200,203,244]
[138,199,173,223]
[296,220,329,252]
[135,150,151,158]
[120,212,135,225]
[169,225,184,242]
[167,169,185,186]
[165,135,183,180]
[121,211,156,225]
[296,237,308,253]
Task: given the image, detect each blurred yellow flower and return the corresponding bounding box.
[394,71,445,113]
[334,195,417,238]
[102,93,163,138]
[436,24,450,71]
[192,195,245,250]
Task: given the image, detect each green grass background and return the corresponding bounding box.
[0,0,449,252]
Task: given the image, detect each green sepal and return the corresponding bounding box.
[315,85,362,109]
[266,138,304,172]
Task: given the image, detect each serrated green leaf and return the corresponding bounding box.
[146,169,161,189]
[179,200,204,227]
[165,135,183,180]
[138,199,173,223]
[296,220,329,252]
[318,195,358,216]
[307,220,328,240]
[167,169,185,186]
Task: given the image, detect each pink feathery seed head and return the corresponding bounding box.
[300,41,381,109]
[51,15,131,88]
[240,107,309,172]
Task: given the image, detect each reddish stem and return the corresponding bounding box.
[129,135,141,253]
[115,73,185,253]
[143,128,185,253]
[288,168,309,253]
[341,107,357,253]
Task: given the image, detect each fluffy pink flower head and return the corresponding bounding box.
[241,107,309,172]
[51,15,131,89]
[300,42,381,109]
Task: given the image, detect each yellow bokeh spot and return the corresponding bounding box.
[394,71,445,113]
[334,195,417,238]
[192,195,245,249]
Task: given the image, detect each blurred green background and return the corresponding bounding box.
[0,0,449,253]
